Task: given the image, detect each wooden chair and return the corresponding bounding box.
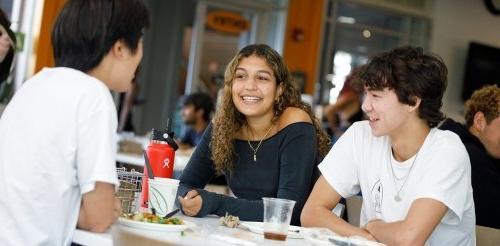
[476,225,500,246]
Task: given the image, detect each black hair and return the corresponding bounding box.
[182,92,214,122]
[0,8,16,82]
[51,0,150,72]
[360,46,448,127]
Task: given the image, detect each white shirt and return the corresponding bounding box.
[319,121,476,245]
[0,67,119,246]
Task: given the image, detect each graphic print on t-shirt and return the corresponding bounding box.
[370,179,383,213]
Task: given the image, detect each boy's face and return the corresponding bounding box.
[478,114,500,159]
[181,104,197,125]
[112,38,144,92]
[362,87,415,137]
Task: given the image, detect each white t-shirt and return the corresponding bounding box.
[0,67,119,246]
[319,121,475,246]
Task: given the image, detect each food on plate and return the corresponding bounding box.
[122,212,184,225]
[219,212,240,228]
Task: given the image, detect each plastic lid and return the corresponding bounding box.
[151,129,179,151]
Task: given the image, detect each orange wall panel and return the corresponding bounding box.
[284,0,324,95]
[34,0,66,73]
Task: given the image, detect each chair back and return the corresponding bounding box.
[476,225,500,246]
[346,195,362,227]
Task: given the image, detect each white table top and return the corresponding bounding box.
[112,215,307,246]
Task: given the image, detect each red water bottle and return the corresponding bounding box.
[139,127,179,208]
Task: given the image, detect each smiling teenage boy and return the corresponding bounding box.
[301,46,475,245]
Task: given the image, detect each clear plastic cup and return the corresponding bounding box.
[148,178,179,217]
[262,197,296,241]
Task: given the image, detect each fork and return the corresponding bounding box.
[153,208,180,220]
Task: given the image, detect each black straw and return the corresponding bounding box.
[143,150,155,179]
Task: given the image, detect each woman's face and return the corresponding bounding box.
[231,55,281,120]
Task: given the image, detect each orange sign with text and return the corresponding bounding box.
[206,11,250,35]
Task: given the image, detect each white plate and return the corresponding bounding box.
[239,221,302,239]
[118,217,194,232]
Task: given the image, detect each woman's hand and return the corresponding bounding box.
[178,189,202,216]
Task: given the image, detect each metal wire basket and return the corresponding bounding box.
[116,167,143,214]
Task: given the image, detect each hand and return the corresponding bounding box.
[113,198,122,222]
[359,228,377,242]
[178,190,202,216]
[363,219,383,241]
[364,219,382,231]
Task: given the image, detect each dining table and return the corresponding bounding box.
[111,214,308,246]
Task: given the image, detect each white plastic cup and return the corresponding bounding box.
[148,178,179,217]
[262,197,296,241]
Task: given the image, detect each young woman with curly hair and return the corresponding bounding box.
[177,44,330,225]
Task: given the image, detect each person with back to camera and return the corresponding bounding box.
[0,0,149,245]
[301,46,475,245]
[176,44,331,225]
[440,84,500,229]
[177,92,214,151]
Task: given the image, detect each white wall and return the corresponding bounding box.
[430,0,500,121]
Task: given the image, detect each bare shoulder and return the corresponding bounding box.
[277,107,312,130]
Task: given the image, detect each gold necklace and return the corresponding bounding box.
[247,124,274,162]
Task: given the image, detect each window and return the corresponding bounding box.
[318,0,431,104]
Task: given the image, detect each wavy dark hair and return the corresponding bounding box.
[211,44,331,172]
[360,46,448,127]
[182,92,214,122]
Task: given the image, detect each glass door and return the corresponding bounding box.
[318,0,431,105]
[185,0,288,98]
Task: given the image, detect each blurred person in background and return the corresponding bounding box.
[0,7,15,83]
[302,46,475,245]
[177,44,331,226]
[0,7,16,107]
[440,84,500,229]
[177,92,214,151]
[324,65,365,143]
[0,0,149,245]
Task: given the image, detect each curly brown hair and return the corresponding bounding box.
[360,46,448,127]
[211,44,331,172]
[464,84,500,128]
